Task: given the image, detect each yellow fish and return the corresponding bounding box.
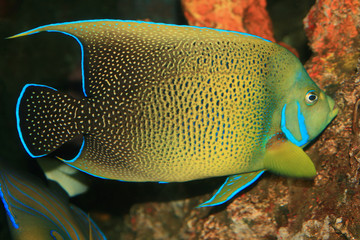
[11,20,338,207]
[0,165,106,239]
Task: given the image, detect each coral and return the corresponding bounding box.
[182,0,275,42]
[182,0,298,57]
[304,0,360,83]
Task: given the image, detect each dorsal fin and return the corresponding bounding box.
[9,20,271,99]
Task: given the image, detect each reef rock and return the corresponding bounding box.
[182,0,298,56]
[181,0,275,42]
[304,0,360,83]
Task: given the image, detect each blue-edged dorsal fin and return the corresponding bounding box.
[8,20,271,98]
[264,140,316,178]
[198,170,265,207]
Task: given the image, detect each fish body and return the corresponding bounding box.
[12,20,338,206]
[0,165,106,240]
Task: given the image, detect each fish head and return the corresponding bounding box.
[281,67,338,146]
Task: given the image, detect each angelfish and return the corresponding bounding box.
[11,20,338,207]
[0,165,106,239]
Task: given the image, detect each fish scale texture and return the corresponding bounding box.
[16,21,297,182]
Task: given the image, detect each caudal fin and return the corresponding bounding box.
[16,84,88,158]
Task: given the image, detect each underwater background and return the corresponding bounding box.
[1,0,359,239]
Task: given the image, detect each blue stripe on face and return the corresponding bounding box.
[281,102,309,147]
[16,84,57,158]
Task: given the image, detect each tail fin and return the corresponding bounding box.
[16,84,88,158]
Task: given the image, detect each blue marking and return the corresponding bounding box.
[16,173,78,232]
[0,183,19,229]
[46,30,88,97]
[12,18,271,51]
[57,137,85,163]
[50,230,61,240]
[16,84,57,158]
[297,102,309,143]
[70,205,107,240]
[2,179,63,236]
[62,159,124,181]
[5,173,77,239]
[6,173,79,239]
[158,182,168,184]
[281,102,309,147]
[198,171,265,207]
[306,90,315,94]
[9,17,272,103]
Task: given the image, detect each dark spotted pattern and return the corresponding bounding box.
[15,20,301,182]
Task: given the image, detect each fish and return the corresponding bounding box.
[10,20,338,207]
[0,164,107,239]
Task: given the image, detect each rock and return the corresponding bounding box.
[304,0,360,83]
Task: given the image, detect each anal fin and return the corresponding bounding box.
[198,170,265,207]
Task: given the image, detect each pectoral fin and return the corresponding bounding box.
[198,170,265,207]
[264,140,316,178]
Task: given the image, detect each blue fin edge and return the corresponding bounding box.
[5,173,77,239]
[16,83,57,158]
[56,137,85,163]
[0,184,19,229]
[46,30,88,98]
[12,19,272,43]
[281,102,309,147]
[12,19,273,100]
[198,170,265,207]
[70,205,107,240]
[55,137,118,181]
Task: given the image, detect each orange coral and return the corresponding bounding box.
[182,0,275,42]
[182,0,298,56]
[304,0,360,82]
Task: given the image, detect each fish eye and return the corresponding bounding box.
[305,90,318,105]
